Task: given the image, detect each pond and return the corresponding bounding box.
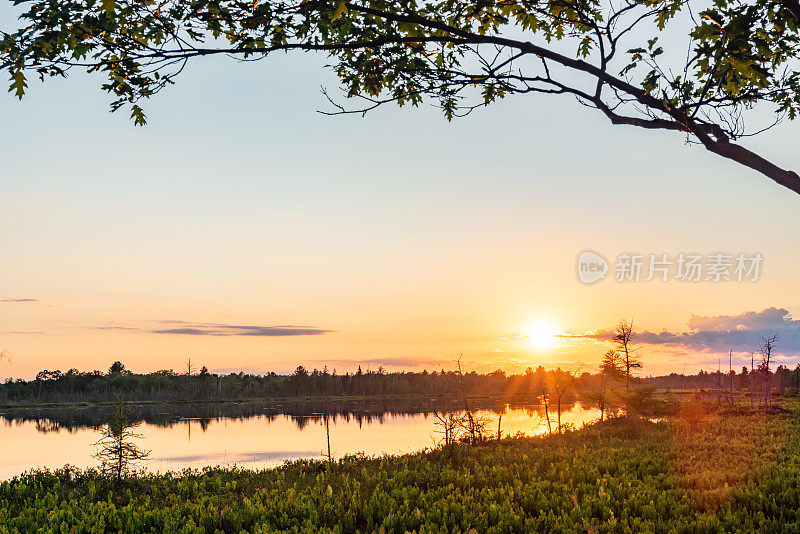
[0,397,600,479]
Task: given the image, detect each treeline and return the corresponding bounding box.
[649,366,800,392]
[0,362,512,403]
[2,359,799,405]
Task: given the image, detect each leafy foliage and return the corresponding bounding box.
[0,0,797,129]
[2,0,800,190]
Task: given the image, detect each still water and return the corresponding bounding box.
[0,399,599,480]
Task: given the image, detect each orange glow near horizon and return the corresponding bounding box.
[523,320,560,350]
[1,241,798,379]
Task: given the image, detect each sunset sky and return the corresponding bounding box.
[2,39,799,378]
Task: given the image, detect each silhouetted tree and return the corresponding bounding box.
[714,350,735,406]
[552,369,578,434]
[615,320,642,393]
[587,350,624,422]
[93,402,150,479]
[456,355,477,445]
[759,333,779,409]
[108,361,126,375]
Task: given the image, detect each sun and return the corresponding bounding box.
[524,320,559,350]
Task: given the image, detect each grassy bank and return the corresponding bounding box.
[1,402,798,533]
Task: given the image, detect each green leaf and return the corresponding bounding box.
[130,104,146,126]
[9,70,27,100]
[332,0,348,21]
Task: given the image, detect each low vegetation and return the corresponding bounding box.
[1,399,798,533]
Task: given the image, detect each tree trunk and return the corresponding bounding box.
[600,373,606,423]
[497,414,502,442]
[325,414,332,463]
[542,389,552,435]
[557,394,562,435]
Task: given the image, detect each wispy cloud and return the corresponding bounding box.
[153,325,332,336]
[0,298,39,303]
[98,320,333,337]
[0,331,48,335]
[564,307,800,355]
[686,308,792,332]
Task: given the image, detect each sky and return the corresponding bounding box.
[2,9,800,378]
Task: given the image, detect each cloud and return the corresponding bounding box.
[686,307,792,331]
[151,323,333,336]
[565,307,800,355]
[0,298,39,303]
[0,331,48,335]
[97,320,333,337]
[558,329,615,342]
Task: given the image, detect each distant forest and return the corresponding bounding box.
[2,360,800,404]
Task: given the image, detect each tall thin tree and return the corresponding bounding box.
[614,320,642,393]
[759,333,779,410]
[93,402,150,480]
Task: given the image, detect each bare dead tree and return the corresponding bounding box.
[750,352,756,408]
[497,414,502,442]
[432,409,494,445]
[715,350,735,406]
[432,411,463,446]
[759,333,779,410]
[324,413,332,463]
[432,411,448,445]
[730,352,736,406]
[456,355,477,445]
[553,369,579,434]
[461,413,494,443]
[538,376,554,436]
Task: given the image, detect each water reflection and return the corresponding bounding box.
[0,395,565,432]
[0,397,599,480]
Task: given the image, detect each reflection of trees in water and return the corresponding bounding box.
[34,419,65,434]
[0,395,583,434]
